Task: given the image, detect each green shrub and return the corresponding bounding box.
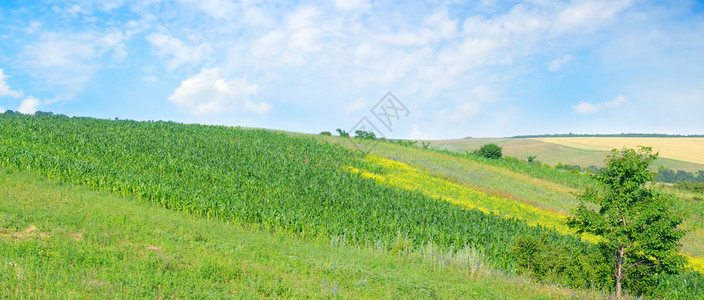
[511,234,610,289]
[526,154,537,163]
[674,181,704,193]
[319,131,332,136]
[475,144,502,159]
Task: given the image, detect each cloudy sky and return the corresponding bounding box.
[1,0,703,139]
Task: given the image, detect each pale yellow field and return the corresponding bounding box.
[533,137,704,165]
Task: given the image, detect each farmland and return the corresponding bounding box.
[328,137,704,272]
[2,167,591,299]
[0,115,594,270]
[536,137,704,165]
[430,137,704,172]
[1,113,703,298]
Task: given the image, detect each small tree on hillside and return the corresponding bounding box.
[335,128,349,137]
[568,147,685,297]
[475,143,502,159]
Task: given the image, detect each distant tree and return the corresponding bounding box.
[354,129,376,140]
[675,170,695,182]
[319,131,332,136]
[568,147,685,297]
[655,168,676,183]
[584,165,603,175]
[335,128,349,137]
[655,168,703,183]
[527,154,537,163]
[34,111,54,117]
[475,143,502,159]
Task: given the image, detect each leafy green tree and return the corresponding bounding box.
[475,143,502,159]
[335,128,349,137]
[568,147,685,297]
[526,154,537,163]
[353,129,376,140]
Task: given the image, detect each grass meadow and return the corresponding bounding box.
[0,167,604,299]
[2,114,703,298]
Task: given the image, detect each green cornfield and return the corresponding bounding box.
[0,114,600,272]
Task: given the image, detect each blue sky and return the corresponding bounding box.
[1,0,703,139]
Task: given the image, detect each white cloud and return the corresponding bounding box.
[51,4,85,17]
[548,54,574,71]
[102,30,128,59]
[554,0,633,34]
[334,0,370,11]
[180,0,238,19]
[168,68,270,115]
[242,6,272,27]
[0,69,23,98]
[23,35,97,94]
[0,106,5,112]
[376,10,458,46]
[248,7,325,66]
[573,102,598,114]
[286,7,321,52]
[434,86,498,122]
[606,95,628,107]
[141,75,158,84]
[8,0,698,137]
[95,0,127,12]
[146,33,212,71]
[17,96,40,114]
[21,29,130,96]
[573,95,628,114]
[26,21,42,34]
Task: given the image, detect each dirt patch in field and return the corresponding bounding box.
[147,245,162,252]
[0,225,53,240]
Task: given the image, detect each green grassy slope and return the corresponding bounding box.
[1,168,589,299]
[429,138,704,172]
[0,114,594,273]
[2,114,702,297]
[319,135,704,270]
[321,137,585,214]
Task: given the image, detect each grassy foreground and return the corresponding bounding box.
[0,168,593,299]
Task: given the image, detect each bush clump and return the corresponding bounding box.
[511,234,611,289]
[475,143,502,159]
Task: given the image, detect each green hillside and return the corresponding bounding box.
[1,114,702,298]
[1,168,587,299]
[0,114,590,267]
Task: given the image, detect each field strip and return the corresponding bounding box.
[533,137,704,165]
[347,155,599,242]
[347,154,704,273]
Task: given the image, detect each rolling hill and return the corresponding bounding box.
[1,113,702,298]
